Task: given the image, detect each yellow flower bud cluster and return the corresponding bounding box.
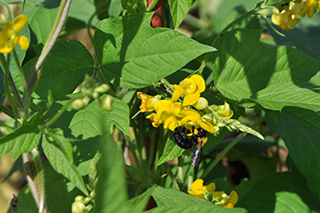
[137,75,233,135]
[72,75,111,110]
[188,179,238,208]
[271,0,319,30]
[0,14,30,53]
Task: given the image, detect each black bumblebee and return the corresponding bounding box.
[173,127,207,176]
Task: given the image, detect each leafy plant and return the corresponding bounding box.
[1,0,320,212]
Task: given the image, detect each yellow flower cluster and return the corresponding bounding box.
[271,0,320,30]
[188,179,238,208]
[0,14,29,53]
[137,75,233,135]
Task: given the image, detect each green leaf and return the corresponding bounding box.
[0,113,41,158]
[94,0,109,20]
[121,0,136,14]
[42,133,88,195]
[147,205,247,213]
[168,0,195,29]
[266,107,320,200]
[94,119,129,212]
[152,186,211,207]
[69,0,99,24]
[23,0,59,44]
[213,29,320,111]
[68,96,130,139]
[2,155,23,182]
[94,13,216,88]
[44,128,74,164]
[33,39,94,99]
[125,186,155,212]
[157,139,184,166]
[238,170,320,212]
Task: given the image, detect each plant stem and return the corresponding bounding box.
[147,0,159,12]
[43,94,85,128]
[27,0,72,95]
[13,49,29,119]
[201,116,265,179]
[23,148,47,213]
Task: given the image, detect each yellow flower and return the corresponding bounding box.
[214,191,239,209]
[0,14,29,53]
[188,179,238,208]
[188,179,222,200]
[146,113,162,127]
[154,100,183,131]
[137,92,162,112]
[271,7,301,30]
[179,108,217,134]
[304,0,316,18]
[172,74,206,106]
[214,102,233,119]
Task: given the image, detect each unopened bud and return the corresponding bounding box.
[72,99,86,110]
[204,190,213,201]
[193,97,208,110]
[95,84,109,93]
[74,195,84,202]
[0,14,7,25]
[101,95,112,110]
[82,97,90,105]
[92,91,99,99]
[83,197,91,204]
[72,201,86,213]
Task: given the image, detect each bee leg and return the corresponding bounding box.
[191,142,202,177]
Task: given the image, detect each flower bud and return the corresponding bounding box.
[204,190,213,201]
[193,97,208,110]
[72,99,86,110]
[72,201,86,213]
[74,195,84,202]
[92,91,99,99]
[0,14,7,25]
[101,95,112,111]
[95,84,110,93]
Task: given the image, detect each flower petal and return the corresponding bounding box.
[190,74,206,93]
[15,35,29,50]
[172,85,185,101]
[183,92,200,106]
[12,14,29,32]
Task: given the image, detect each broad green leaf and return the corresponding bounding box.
[147,205,247,213]
[68,96,130,139]
[109,0,123,17]
[266,107,320,199]
[23,0,59,44]
[94,118,129,212]
[151,186,211,207]
[94,13,216,88]
[69,0,99,24]
[168,0,195,29]
[42,133,88,195]
[157,139,184,166]
[213,29,320,111]
[124,186,155,212]
[0,113,41,158]
[16,162,72,213]
[44,128,74,164]
[31,39,94,99]
[238,170,320,212]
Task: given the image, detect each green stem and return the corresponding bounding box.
[13,49,29,118]
[147,0,159,12]
[0,119,14,131]
[165,163,180,190]
[211,4,260,47]
[1,104,15,119]
[27,0,72,95]
[23,148,47,213]
[0,54,20,117]
[96,68,116,97]
[201,116,265,179]
[0,0,13,21]
[160,78,175,94]
[44,94,85,128]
